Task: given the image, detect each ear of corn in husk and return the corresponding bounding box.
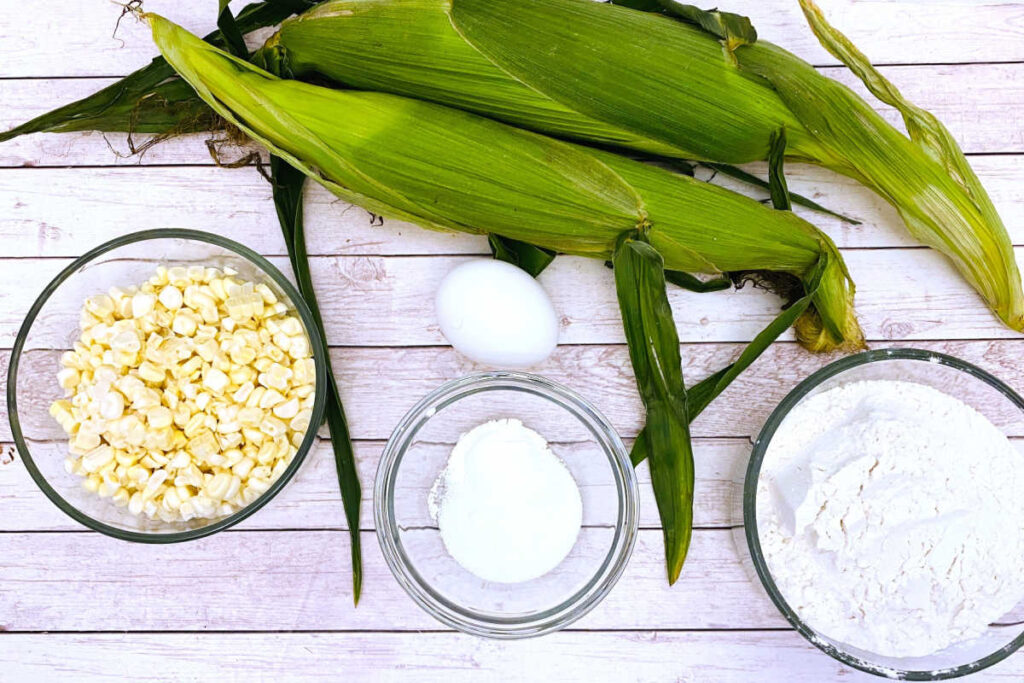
[145,12,861,352]
[265,0,1023,333]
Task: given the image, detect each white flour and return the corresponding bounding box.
[757,380,1024,658]
[428,419,583,583]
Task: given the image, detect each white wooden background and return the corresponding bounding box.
[2,1,1024,680]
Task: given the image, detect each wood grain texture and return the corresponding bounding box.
[0,0,268,79]
[1,155,1024,256]
[6,631,1024,682]
[3,248,1024,350]
[8,340,1024,445]
[0,437,745,532]
[14,631,1024,683]
[3,0,1024,78]
[0,528,783,631]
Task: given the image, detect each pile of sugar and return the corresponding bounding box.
[757,380,1024,658]
[428,418,583,583]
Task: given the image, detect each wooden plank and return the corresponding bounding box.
[0,437,744,532]
[0,166,483,257]
[8,339,1024,443]
[1,156,1024,255]
[4,1,1024,79]
[4,247,1024,350]
[0,0,264,79]
[0,525,1020,635]
[727,0,1024,67]
[4,63,1024,166]
[0,527,783,631]
[5,631,1023,682]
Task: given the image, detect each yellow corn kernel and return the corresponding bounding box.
[229,345,257,366]
[130,387,161,410]
[172,310,199,337]
[137,361,165,384]
[287,336,310,360]
[187,430,218,461]
[202,367,230,395]
[258,389,285,410]
[81,444,115,473]
[167,266,189,288]
[144,405,173,430]
[246,386,267,409]
[290,409,313,434]
[82,474,102,493]
[232,457,255,479]
[85,294,116,318]
[259,417,287,439]
[273,397,300,420]
[242,427,265,445]
[112,487,131,507]
[56,367,80,391]
[71,427,101,454]
[195,392,212,412]
[158,284,183,310]
[131,292,157,318]
[254,283,278,305]
[99,391,125,421]
[115,449,138,468]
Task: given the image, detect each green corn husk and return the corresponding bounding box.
[0,2,852,224]
[145,12,861,352]
[265,0,1024,333]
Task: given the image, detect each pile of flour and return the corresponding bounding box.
[757,380,1024,658]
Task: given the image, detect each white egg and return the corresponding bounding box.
[435,259,559,368]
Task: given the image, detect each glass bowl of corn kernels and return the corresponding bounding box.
[6,229,328,542]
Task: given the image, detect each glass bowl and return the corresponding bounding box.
[6,229,328,542]
[375,371,639,638]
[744,348,1024,679]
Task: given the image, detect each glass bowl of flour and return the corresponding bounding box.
[745,348,1024,679]
[374,371,639,638]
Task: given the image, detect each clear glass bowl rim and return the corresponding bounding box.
[744,347,1024,680]
[6,228,329,543]
[374,371,640,639]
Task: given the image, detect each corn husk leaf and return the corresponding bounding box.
[613,232,694,584]
[631,132,826,468]
[217,0,250,58]
[270,156,363,604]
[488,236,556,278]
[768,128,791,212]
[664,270,733,293]
[701,162,859,224]
[630,254,826,467]
[656,2,757,53]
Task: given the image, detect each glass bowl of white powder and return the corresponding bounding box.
[375,371,639,638]
[745,348,1024,679]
